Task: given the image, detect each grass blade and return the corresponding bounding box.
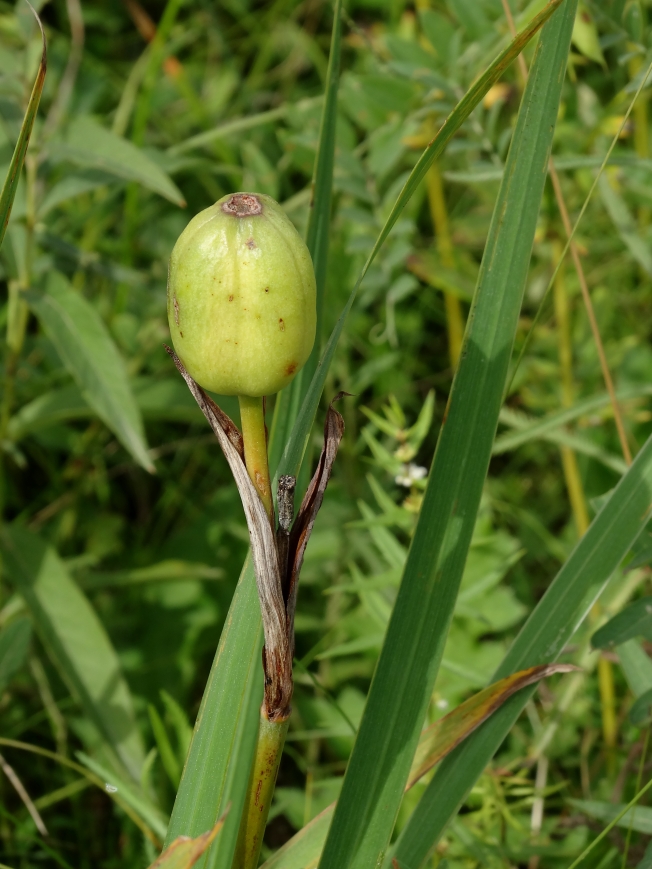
[0,524,146,782]
[26,272,154,472]
[0,2,46,250]
[317,3,576,866]
[389,433,652,866]
[268,0,343,474]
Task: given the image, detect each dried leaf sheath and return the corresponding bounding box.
[285,394,346,653]
[165,346,292,720]
[166,348,345,721]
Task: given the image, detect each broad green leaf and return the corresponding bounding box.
[569,799,652,835]
[0,6,45,250]
[0,617,31,694]
[166,2,565,864]
[48,116,185,205]
[0,524,146,782]
[26,272,154,472]
[592,597,652,647]
[318,3,575,867]
[638,841,652,869]
[148,820,225,869]
[260,664,575,869]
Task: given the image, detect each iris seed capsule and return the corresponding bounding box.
[167,192,316,397]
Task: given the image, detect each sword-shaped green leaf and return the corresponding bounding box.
[317,3,576,866]
[26,272,154,472]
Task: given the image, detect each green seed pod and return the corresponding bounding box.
[167,192,316,397]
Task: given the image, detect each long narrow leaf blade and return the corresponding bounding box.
[390,428,652,868]
[0,3,46,249]
[26,272,154,472]
[268,0,343,474]
[0,524,145,781]
[318,3,576,867]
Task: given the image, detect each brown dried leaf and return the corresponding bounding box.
[165,346,291,719]
[407,662,580,788]
[286,394,346,651]
[147,816,225,869]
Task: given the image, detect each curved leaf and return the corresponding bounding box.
[0,524,146,781]
[26,272,154,472]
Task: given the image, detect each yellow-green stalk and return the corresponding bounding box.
[233,714,290,869]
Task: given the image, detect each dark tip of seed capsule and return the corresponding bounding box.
[221,193,263,217]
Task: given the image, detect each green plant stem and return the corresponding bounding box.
[239,395,273,520]
[232,712,289,869]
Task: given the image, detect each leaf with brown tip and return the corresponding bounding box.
[147,818,226,869]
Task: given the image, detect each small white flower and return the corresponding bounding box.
[436,698,449,710]
[395,463,427,488]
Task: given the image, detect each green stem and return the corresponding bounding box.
[232,712,289,869]
[238,395,273,520]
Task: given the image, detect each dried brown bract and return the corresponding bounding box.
[165,346,345,721]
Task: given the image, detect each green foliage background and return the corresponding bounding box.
[1,0,652,866]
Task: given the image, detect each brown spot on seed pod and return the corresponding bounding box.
[228,295,234,301]
[285,361,297,376]
[279,318,285,331]
[173,294,180,326]
[221,193,263,217]
[245,237,256,249]
[264,286,269,293]
[179,330,183,337]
